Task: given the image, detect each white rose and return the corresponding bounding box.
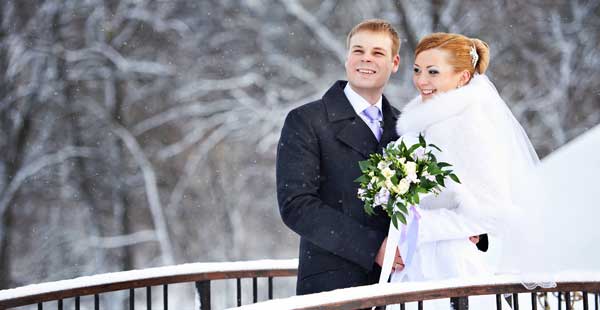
[407,173,420,183]
[397,178,410,195]
[405,161,417,175]
[385,179,394,190]
[382,167,395,179]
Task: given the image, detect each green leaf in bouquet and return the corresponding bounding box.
[428,143,442,152]
[419,134,426,147]
[391,215,399,229]
[399,140,407,152]
[416,186,428,194]
[413,192,420,204]
[358,160,371,172]
[419,178,433,189]
[386,199,394,212]
[404,193,413,205]
[397,212,407,225]
[435,174,446,187]
[407,143,421,155]
[364,202,374,215]
[437,162,452,168]
[354,175,368,184]
[428,163,442,175]
[449,173,461,184]
[397,201,408,214]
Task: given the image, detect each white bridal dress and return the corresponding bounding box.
[382,74,541,310]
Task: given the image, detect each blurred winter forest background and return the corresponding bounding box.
[1,0,599,292]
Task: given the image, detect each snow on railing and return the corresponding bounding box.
[232,271,600,310]
[0,259,298,309]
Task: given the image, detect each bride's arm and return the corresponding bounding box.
[417,114,512,244]
[417,185,504,244]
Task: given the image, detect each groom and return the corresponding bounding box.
[276,19,402,294]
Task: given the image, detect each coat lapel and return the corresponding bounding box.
[323,81,378,158]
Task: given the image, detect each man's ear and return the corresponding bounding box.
[392,55,400,72]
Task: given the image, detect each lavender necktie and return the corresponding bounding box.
[363,106,383,141]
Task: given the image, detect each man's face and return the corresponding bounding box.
[345,30,400,100]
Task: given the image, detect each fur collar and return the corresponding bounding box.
[396,74,490,135]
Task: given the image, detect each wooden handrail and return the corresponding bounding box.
[233,273,600,310]
[0,259,298,308]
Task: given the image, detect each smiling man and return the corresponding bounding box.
[276,19,403,295]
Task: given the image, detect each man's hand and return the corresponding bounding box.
[375,237,405,271]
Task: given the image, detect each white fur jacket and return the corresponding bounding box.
[395,75,513,249]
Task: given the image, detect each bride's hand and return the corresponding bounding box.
[375,237,405,271]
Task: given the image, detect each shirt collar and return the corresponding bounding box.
[344,83,383,118]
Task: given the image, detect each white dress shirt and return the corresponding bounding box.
[344,83,383,139]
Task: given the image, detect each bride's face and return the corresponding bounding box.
[413,48,468,102]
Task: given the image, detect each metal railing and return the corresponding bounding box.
[233,273,600,310]
[0,259,298,309]
[3,260,599,310]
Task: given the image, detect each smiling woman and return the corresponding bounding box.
[412,33,490,102]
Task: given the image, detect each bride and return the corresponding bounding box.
[388,32,539,309]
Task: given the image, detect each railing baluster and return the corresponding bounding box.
[496,294,502,310]
[417,300,423,310]
[57,299,62,310]
[268,277,273,300]
[94,294,99,310]
[75,296,80,310]
[252,277,257,303]
[595,292,598,310]
[512,294,519,310]
[565,291,572,310]
[531,293,537,310]
[558,292,562,310]
[400,303,405,310]
[451,297,468,310]
[163,284,168,310]
[146,286,151,310]
[196,280,211,310]
[38,302,43,310]
[130,288,135,310]
[583,291,589,310]
[236,278,242,306]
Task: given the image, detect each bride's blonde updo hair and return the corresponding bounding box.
[415,33,490,77]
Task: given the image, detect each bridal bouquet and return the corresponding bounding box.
[355,134,460,228]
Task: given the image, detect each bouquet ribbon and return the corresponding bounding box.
[378,206,422,284]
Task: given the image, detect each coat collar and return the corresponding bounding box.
[323,80,357,122]
[396,74,489,135]
[323,80,398,123]
[323,80,399,157]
